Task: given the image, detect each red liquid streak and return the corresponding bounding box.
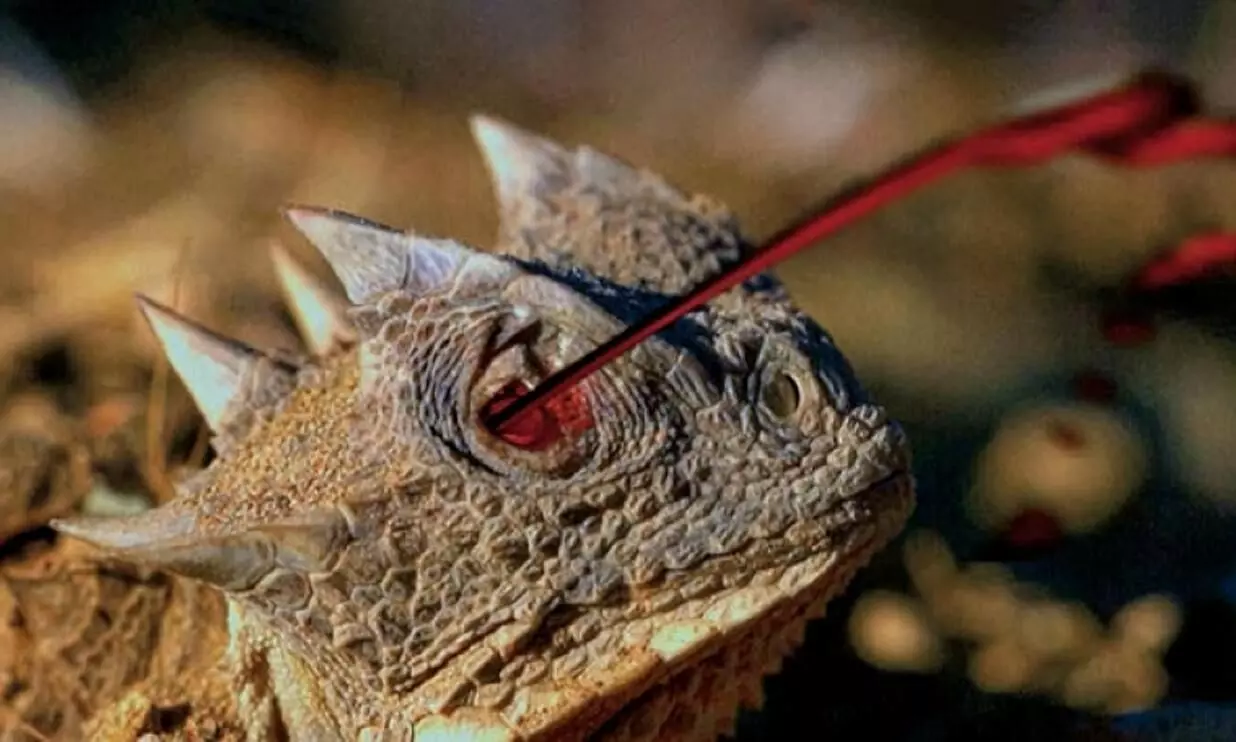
[1101,311,1158,347]
[482,379,593,449]
[484,71,1236,436]
[1003,508,1065,551]
[1135,232,1236,290]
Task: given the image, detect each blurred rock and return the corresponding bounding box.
[970,637,1037,694]
[969,403,1148,534]
[1127,322,1236,510]
[1112,594,1183,657]
[0,393,91,544]
[0,22,93,195]
[848,589,945,673]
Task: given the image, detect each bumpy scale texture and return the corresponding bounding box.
[52,116,916,741]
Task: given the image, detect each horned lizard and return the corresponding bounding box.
[51,117,915,741]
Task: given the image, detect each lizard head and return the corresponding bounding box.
[54,119,914,738]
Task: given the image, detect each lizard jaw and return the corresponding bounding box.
[396,473,916,741]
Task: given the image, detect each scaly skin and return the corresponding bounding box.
[52,117,915,741]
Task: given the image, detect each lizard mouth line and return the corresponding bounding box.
[834,468,916,517]
[814,470,916,560]
[653,470,915,583]
[856,470,911,497]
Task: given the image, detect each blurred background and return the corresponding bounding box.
[1,0,1236,739]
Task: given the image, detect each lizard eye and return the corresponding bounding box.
[761,370,803,420]
[480,379,562,451]
[467,319,594,475]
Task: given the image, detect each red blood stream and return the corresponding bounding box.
[1003,508,1065,551]
[484,379,593,449]
[1094,232,1236,352]
[1135,232,1236,290]
[482,381,559,449]
[484,70,1236,444]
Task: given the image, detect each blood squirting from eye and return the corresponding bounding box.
[486,70,1236,435]
[1134,233,1236,290]
[481,379,594,450]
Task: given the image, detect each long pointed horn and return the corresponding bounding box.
[282,206,516,304]
[270,242,356,355]
[469,114,570,206]
[136,296,294,433]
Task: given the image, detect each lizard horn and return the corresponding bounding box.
[52,506,195,552]
[53,509,270,591]
[53,507,348,591]
[269,242,356,355]
[51,505,269,590]
[136,295,292,432]
[281,206,514,304]
[469,114,686,227]
[469,114,569,207]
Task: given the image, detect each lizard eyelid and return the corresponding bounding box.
[469,329,594,473]
[491,308,543,354]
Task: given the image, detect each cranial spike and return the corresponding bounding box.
[53,509,273,591]
[282,205,516,304]
[137,295,289,433]
[471,114,680,211]
[575,145,684,202]
[255,509,352,572]
[270,242,357,355]
[282,207,410,304]
[53,507,348,591]
[52,506,196,552]
[469,114,570,206]
[575,145,641,186]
